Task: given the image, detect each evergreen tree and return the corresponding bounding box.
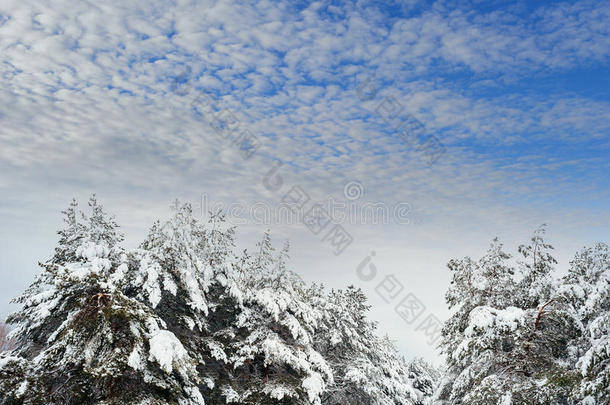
[438,238,515,402]
[0,197,428,405]
[515,225,557,308]
[438,229,580,404]
[562,243,610,404]
[313,286,418,405]
[406,358,439,405]
[118,203,235,403]
[205,233,332,404]
[1,197,203,404]
[125,204,332,404]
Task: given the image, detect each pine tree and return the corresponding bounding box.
[438,230,580,404]
[52,198,88,264]
[0,197,429,405]
[562,243,610,404]
[121,203,236,403]
[438,238,515,402]
[515,225,557,308]
[203,233,332,404]
[406,358,439,405]
[313,286,418,405]
[128,204,333,404]
[507,227,579,403]
[1,197,204,404]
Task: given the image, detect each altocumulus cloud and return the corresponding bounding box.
[0,0,609,361]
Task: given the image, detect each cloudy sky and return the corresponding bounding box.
[0,0,609,362]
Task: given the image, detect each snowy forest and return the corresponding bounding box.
[0,197,608,405]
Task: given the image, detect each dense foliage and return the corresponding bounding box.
[0,197,433,405]
[2,198,608,404]
[437,228,610,405]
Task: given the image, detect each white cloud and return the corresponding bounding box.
[0,0,609,361]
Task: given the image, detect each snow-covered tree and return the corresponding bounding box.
[438,229,580,404]
[0,197,430,405]
[438,238,515,401]
[120,204,333,404]
[561,243,610,404]
[116,203,234,403]
[515,225,557,308]
[1,197,204,404]
[311,286,418,405]
[204,233,332,404]
[406,358,439,405]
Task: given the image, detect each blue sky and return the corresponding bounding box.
[0,0,609,361]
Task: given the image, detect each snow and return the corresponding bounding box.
[329,330,342,346]
[163,273,178,296]
[128,347,144,371]
[254,289,284,321]
[221,386,240,403]
[260,336,309,373]
[140,258,163,308]
[76,241,110,261]
[464,306,525,337]
[16,380,28,398]
[13,285,62,335]
[208,341,228,363]
[306,348,333,382]
[266,384,296,400]
[498,392,512,405]
[302,373,325,403]
[183,386,205,404]
[183,268,208,314]
[47,310,78,343]
[64,255,112,279]
[282,314,302,340]
[148,329,189,374]
[203,377,214,389]
[228,282,244,305]
[0,355,20,370]
[183,316,196,330]
[109,262,128,287]
[345,366,367,383]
